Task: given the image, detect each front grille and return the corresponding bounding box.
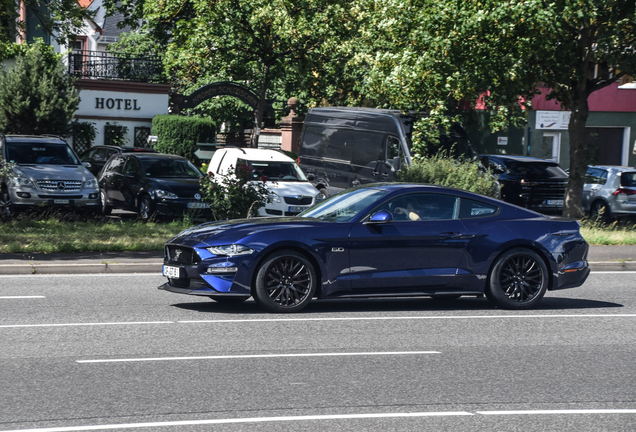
[165,245,199,264]
[284,196,312,205]
[169,278,190,288]
[265,209,283,215]
[38,195,83,199]
[37,180,82,192]
[522,181,567,203]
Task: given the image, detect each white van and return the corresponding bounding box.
[208,147,324,217]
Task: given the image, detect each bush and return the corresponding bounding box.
[397,151,499,198]
[199,164,269,221]
[152,115,215,160]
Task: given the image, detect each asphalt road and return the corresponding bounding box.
[0,272,635,431]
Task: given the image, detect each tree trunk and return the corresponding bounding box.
[250,65,270,148]
[563,88,590,219]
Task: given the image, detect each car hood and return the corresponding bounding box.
[15,165,94,181]
[168,216,330,248]
[151,177,201,194]
[258,181,318,197]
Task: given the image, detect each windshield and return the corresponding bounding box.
[141,158,202,178]
[300,188,389,222]
[509,162,567,180]
[6,142,80,165]
[242,161,308,182]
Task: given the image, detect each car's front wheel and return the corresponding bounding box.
[138,195,155,221]
[486,248,548,309]
[590,200,611,222]
[0,188,13,220]
[254,250,317,313]
[100,190,112,215]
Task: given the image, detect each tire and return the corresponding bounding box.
[486,248,548,310]
[590,200,611,222]
[100,190,112,215]
[253,250,317,313]
[209,296,249,304]
[0,188,13,220]
[138,195,155,222]
[317,187,329,200]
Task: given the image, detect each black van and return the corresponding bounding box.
[297,107,480,196]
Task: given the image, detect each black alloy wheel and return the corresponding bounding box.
[100,190,112,215]
[486,248,548,309]
[591,200,611,222]
[254,250,317,313]
[138,195,155,222]
[0,189,12,220]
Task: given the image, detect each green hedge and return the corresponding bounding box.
[152,115,215,160]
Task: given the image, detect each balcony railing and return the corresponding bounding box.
[68,50,165,83]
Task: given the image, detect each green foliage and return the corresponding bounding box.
[199,166,269,221]
[152,115,215,160]
[0,42,79,135]
[397,152,499,198]
[104,122,129,146]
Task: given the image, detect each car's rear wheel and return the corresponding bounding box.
[100,190,112,215]
[254,250,317,313]
[590,200,611,222]
[0,188,13,220]
[486,248,548,309]
[317,187,328,200]
[138,195,155,221]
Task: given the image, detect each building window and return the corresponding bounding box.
[104,122,129,146]
[134,127,151,148]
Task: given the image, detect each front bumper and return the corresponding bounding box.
[10,187,100,209]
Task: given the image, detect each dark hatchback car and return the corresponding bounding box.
[482,155,568,214]
[160,183,589,313]
[98,153,210,220]
[80,145,157,176]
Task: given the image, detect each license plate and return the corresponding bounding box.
[288,206,307,213]
[163,265,182,278]
[546,199,563,206]
[188,202,209,209]
[53,199,70,204]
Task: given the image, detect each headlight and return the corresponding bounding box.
[315,192,325,202]
[84,178,98,189]
[8,175,35,188]
[268,192,281,203]
[206,244,255,257]
[156,189,178,199]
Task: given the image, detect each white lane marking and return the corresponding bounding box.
[0,273,157,278]
[2,409,636,432]
[179,314,636,324]
[0,296,45,299]
[477,409,636,415]
[591,271,636,274]
[76,351,440,363]
[0,321,173,329]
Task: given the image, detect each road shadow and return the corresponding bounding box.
[172,295,623,315]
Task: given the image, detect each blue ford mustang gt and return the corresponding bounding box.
[159,184,590,312]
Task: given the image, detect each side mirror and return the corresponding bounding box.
[82,162,92,169]
[365,209,393,225]
[307,173,315,181]
[392,157,402,171]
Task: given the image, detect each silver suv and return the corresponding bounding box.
[583,165,636,220]
[0,134,100,217]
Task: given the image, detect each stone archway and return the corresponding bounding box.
[169,81,259,113]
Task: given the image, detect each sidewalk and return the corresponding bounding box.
[1,246,636,275]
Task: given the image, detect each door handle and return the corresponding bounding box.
[440,231,463,239]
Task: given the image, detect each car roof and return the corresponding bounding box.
[590,165,636,172]
[221,147,294,162]
[482,154,558,164]
[3,135,67,144]
[124,152,187,160]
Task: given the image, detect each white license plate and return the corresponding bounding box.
[53,199,70,204]
[288,206,307,213]
[546,199,563,206]
[163,265,182,278]
[188,202,209,209]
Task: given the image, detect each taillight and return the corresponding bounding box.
[612,188,636,195]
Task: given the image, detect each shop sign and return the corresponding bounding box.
[535,111,571,129]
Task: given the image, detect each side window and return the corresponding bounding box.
[104,156,125,174]
[123,157,141,174]
[235,158,251,178]
[386,136,405,168]
[302,127,352,162]
[384,193,459,221]
[351,132,384,167]
[584,168,607,185]
[459,198,498,219]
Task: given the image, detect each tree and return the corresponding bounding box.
[0,0,94,47]
[0,42,80,135]
[357,0,636,218]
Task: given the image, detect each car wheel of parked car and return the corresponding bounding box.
[254,250,317,313]
[138,195,155,221]
[0,188,13,220]
[317,187,329,200]
[100,191,112,216]
[486,248,548,309]
[590,200,612,222]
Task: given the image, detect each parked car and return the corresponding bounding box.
[482,154,568,214]
[0,134,100,217]
[98,152,210,221]
[208,147,324,217]
[79,145,157,176]
[159,183,590,313]
[583,165,636,220]
[297,107,483,196]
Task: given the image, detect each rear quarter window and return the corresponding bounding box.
[459,198,498,218]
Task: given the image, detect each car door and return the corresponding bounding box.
[101,155,127,205]
[121,156,143,210]
[583,167,607,210]
[347,192,468,292]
